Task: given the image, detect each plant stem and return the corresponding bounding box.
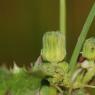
[54,85,63,94]
[60,0,66,34]
[69,3,95,75]
[85,85,95,88]
[60,0,66,46]
[69,88,72,95]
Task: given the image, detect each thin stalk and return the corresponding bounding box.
[60,0,66,45]
[60,0,66,34]
[54,85,63,94]
[68,88,72,95]
[69,3,95,75]
[84,85,95,88]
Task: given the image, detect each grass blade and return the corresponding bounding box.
[69,3,95,74]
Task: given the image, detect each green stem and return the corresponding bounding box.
[68,88,72,95]
[60,0,66,34]
[85,85,95,88]
[69,3,95,74]
[54,85,63,94]
[60,0,66,47]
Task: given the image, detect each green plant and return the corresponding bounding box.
[32,2,95,95]
[0,2,95,95]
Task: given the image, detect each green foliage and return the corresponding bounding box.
[10,74,41,95]
[0,67,41,95]
[0,68,11,95]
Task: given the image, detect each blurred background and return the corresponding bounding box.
[0,0,95,66]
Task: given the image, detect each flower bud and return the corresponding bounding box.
[41,31,66,63]
[82,37,95,60]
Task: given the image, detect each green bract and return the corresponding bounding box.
[41,31,66,63]
[82,37,95,60]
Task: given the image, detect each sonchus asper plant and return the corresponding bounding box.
[0,2,95,95]
[35,35,95,94]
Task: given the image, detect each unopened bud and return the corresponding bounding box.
[82,37,95,60]
[41,31,66,63]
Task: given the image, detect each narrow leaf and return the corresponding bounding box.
[69,3,95,74]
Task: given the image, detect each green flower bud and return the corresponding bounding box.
[82,37,95,60]
[41,31,66,63]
